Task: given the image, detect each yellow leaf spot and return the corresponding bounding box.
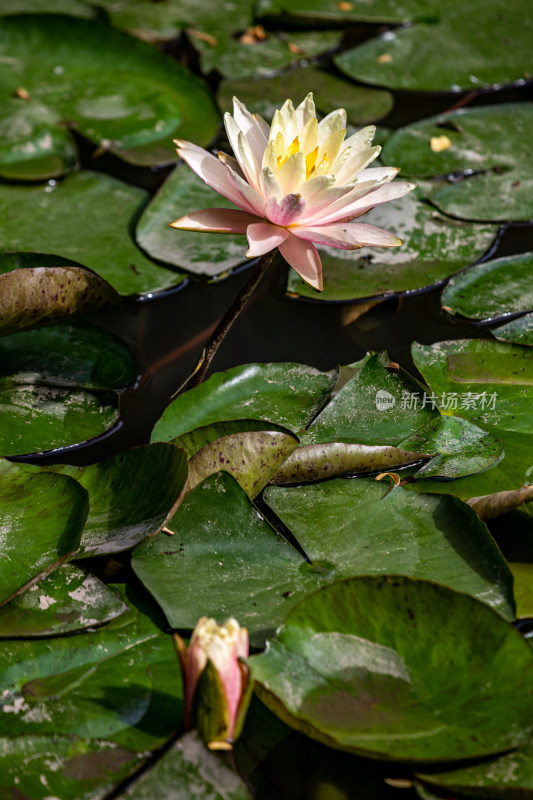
[288,42,303,54]
[337,1,354,9]
[239,25,267,45]
[187,28,217,47]
[14,87,30,100]
[430,135,452,152]
[375,472,401,485]
[378,53,393,63]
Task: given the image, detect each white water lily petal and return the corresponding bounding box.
[295,93,316,128]
[278,98,298,143]
[217,150,245,180]
[246,222,290,257]
[345,222,403,246]
[253,112,271,139]
[171,208,260,234]
[279,234,323,291]
[175,139,252,210]
[277,150,306,195]
[292,223,364,250]
[303,177,391,225]
[319,180,417,225]
[259,167,283,203]
[225,165,266,217]
[237,129,262,191]
[232,97,269,162]
[334,145,382,185]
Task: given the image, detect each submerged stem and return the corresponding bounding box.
[183,249,277,392]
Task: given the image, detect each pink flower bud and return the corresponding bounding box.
[175,617,251,749]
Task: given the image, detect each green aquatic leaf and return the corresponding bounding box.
[251,576,533,761]
[218,66,393,125]
[492,312,533,346]
[287,189,496,301]
[0,460,88,607]
[0,587,181,748]
[407,338,533,499]
[61,443,189,557]
[264,477,514,619]
[382,105,533,222]
[0,565,128,637]
[441,253,533,320]
[334,2,533,92]
[0,322,137,455]
[0,14,219,172]
[151,362,337,443]
[0,171,186,296]
[0,734,142,800]
[136,166,248,276]
[123,732,250,799]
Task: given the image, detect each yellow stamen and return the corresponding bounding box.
[305,145,319,178]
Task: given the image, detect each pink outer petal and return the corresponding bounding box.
[246,222,289,257]
[226,165,266,217]
[175,140,252,211]
[171,208,261,234]
[293,221,401,248]
[278,233,323,291]
[265,193,306,226]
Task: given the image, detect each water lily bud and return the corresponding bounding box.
[174,616,252,750]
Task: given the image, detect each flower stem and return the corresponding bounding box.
[183,249,277,392]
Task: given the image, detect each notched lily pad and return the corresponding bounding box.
[251,575,533,762]
[0,14,219,172]
[0,322,137,456]
[0,565,128,637]
[218,66,393,125]
[150,362,337,443]
[0,460,88,607]
[441,253,533,321]
[334,2,533,92]
[60,443,189,557]
[0,171,186,296]
[287,189,497,301]
[382,105,533,222]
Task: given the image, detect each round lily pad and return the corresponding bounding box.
[287,189,496,301]
[442,253,533,320]
[382,105,533,222]
[0,14,219,173]
[251,575,533,762]
[218,66,393,125]
[0,460,88,607]
[334,0,533,92]
[0,171,186,296]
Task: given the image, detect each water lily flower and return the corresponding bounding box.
[171,94,415,291]
[174,616,251,750]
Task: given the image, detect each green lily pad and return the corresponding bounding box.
[62,443,189,557]
[442,253,533,320]
[0,587,181,747]
[0,0,94,16]
[187,430,299,497]
[264,478,514,619]
[218,66,393,125]
[0,262,120,336]
[0,322,136,455]
[0,735,142,800]
[382,105,533,222]
[287,189,497,301]
[251,575,533,762]
[0,171,186,296]
[195,28,341,81]
[416,742,533,799]
[0,565,128,637]
[334,1,533,92]
[132,471,323,644]
[136,166,248,276]
[0,460,88,607]
[174,418,293,458]
[255,0,424,23]
[0,14,219,172]
[509,562,533,619]
[492,312,533,346]
[123,732,251,800]
[407,339,533,499]
[398,415,504,479]
[150,362,337,443]
[303,352,437,445]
